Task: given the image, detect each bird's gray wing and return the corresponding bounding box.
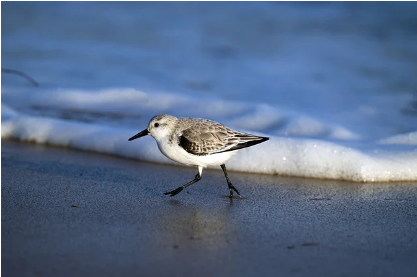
[178,120,268,156]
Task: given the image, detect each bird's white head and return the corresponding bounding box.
[128,114,178,142]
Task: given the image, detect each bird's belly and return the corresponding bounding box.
[157,142,237,167]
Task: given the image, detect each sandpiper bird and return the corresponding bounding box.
[128,114,269,197]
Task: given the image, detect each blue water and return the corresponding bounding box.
[2,2,417,181]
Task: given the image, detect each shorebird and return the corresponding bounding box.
[128,114,269,197]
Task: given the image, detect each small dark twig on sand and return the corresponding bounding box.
[2,68,39,87]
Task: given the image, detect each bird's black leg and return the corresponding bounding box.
[164,173,202,197]
[220,164,240,198]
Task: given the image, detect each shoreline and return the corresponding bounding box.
[2,139,417,277]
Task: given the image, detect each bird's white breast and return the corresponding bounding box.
[156,137,237,168]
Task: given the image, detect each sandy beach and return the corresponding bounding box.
[2,139,417,277]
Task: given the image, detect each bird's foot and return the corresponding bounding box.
[228,184,241,198]
[164,186,184,197]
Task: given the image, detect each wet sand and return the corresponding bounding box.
[2,140,417,277]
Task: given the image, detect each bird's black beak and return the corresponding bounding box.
[128,129,149,141]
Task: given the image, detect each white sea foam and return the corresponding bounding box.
[2,101,416,182]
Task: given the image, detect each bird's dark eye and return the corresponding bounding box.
[154,123,159,128]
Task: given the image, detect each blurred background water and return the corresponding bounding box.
[3,1,417,140]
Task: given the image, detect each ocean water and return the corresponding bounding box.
[2,2,417,181]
